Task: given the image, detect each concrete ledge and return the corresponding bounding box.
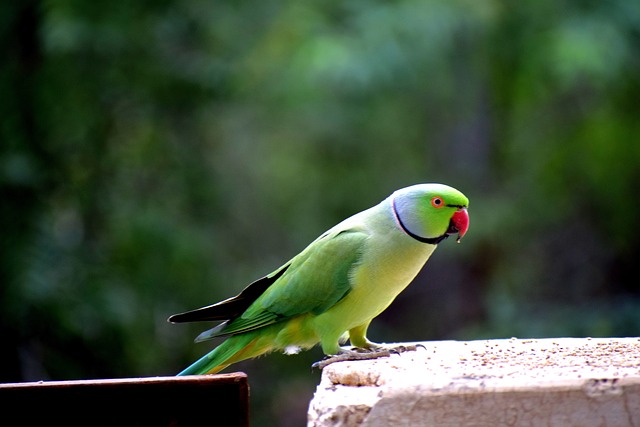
[307,337,640,427]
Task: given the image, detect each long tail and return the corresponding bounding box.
[177,332,270,376]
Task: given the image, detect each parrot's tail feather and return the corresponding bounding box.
[177,333,268,376]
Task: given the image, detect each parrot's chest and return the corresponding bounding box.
[359,238,434,302]
[328,234,436,327]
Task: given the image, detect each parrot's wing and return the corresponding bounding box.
[167,264,290,324]
[195,227,369,340]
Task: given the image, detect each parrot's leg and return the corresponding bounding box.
[312,321,424,369]
[347,321,378,349]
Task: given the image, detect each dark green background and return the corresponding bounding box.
[2,1,639,425]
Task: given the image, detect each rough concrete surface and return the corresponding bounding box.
[307,338,640,427]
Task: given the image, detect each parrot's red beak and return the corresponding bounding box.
[449,208,469,243]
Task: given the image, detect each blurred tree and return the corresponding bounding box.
[2,0,639,425]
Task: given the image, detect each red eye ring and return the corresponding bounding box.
[431,197,445,208]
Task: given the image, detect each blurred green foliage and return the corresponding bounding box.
[2,0,639,425]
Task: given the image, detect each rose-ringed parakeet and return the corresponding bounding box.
[169,183,469,375]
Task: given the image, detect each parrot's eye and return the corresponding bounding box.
[431,197,444,208]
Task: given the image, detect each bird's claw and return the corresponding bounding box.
[388,343,425,354]
[312,343,424,370]
[312,349,391,370]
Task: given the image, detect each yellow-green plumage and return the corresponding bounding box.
[170,183,469,375]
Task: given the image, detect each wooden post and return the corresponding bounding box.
[0,373,249,426]
[308,338,640,426]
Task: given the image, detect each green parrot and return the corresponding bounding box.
[169,183,469,375]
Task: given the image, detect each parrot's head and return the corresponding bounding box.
[391,183,469,244]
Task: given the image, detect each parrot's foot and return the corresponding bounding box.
[312,343,424,370]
